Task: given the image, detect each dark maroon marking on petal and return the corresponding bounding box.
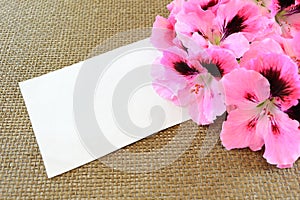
[244,93,258,103]
[196,30,209,39]
[201,61,222,77]
[285,100,300,125]
[180,42,188,52]
[284,4,300,16]
[215,61,225,76]
[174,61,199,76]
[247,118,257,130]
[271,121,280,135]
[278,0,295,9]
[197,30,204,36]
[201,0,218,10]
[190,29,208,39]
[222,15,247,40]
[259,68,292,100]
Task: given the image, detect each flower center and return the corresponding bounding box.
[257,99,281,135]
[191,83,204,94]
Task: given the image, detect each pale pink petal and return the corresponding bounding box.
[152,82,179,105]
[220,108,264,151]
[151,16,176,49]
[151,48,202,105]
[221,68,270,109]
[176,32,209,59]
[259,111,300,167]
[178,73,226,125]
[188,100,212,125]
[151,58,187,105]
[221,33,250,58]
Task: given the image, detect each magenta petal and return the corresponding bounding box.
[259,112,300,167]
[221,108,264,151]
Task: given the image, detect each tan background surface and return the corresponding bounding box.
[1,0,299,199]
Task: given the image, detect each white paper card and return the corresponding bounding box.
[19,38,190,178]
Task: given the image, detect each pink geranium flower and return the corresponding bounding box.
[268,0,300,37]
[152,46,238,124]
[242,53,300,110]
[151,0,300,169]
[221,68,300,168]
[175,0,269,57]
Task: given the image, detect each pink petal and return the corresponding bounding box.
[240,38,284,66]
[268,0,281,16]
[206,47,239,75]
[285,13,300,30]
[167,0,185,14]
[175,8,215,44]
[216,0,269,41]
[221,33,250,58]
[220,108,264,151]
[259,111,300,167]
[243,53,300,110]
[292,32,300,58]
[184,0,221,13]
[216,0,241,23]
[221,68,270,109]
[277,164,293,168]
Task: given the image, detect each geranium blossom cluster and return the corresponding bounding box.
[151,0,300,168]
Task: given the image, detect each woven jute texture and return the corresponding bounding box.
[1,0,299,199]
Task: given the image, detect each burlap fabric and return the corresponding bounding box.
[1,0,299,199]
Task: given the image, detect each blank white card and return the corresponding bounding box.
[19,39,190,178]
